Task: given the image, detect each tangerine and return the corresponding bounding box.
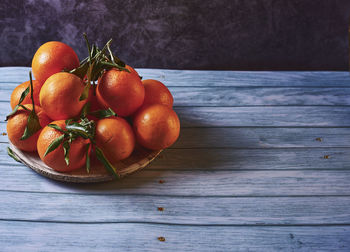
[40,72,87,120]
[133,104,180,150]
[97,68,145,117]
[32,41,80,84]
[10,80,42,109]
[7,104,51,152]
[95,117,135,163]
[37,120,90,172]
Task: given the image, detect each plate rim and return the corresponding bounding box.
[9,141,162,183]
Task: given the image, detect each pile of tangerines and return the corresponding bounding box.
[6,35,180,177]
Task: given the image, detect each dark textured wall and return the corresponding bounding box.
[1,0,350,70]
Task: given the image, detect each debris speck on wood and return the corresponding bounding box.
[158,237,166,242]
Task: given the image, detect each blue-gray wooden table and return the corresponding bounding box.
[1,67,350,251]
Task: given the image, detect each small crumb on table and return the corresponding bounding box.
[158,237,166,242]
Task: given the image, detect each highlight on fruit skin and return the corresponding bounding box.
[133,104,180,150]
[95,117,135,163]
[37,120,90,172]
[10,80,42,109]
[7,104,51,152]
[39,72,87,120]
[32,41,80,84]
[97,67,145,117]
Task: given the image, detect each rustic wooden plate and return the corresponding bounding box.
[9,141,162,183]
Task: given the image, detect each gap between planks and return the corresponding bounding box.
[2,219,350,227]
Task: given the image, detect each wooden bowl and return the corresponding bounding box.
[9,141,162,183]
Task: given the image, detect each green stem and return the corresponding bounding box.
[29,71,35,114]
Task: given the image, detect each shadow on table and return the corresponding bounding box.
[47,114,241,192]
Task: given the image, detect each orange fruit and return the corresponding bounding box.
[32,41,80,84]
[7,104,51,152]
[95,117,135,163]
[97,68,145,117]
[141,79,173,108]
[133,104,180,150]
[37,120,90,172]
[10,80,42,109]
[40,72,87,120]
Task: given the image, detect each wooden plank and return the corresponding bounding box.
[0,167,350,196]
[1,143,349,170]
[3,85,350,106]
[175,106,350,127]
[173,128,350,148]
[1,67,350,87]
[1,127,350,148]
[149,148,350,170]
[171,87,350,106]
[0,221,349,251]
[1,191,349,225]
[2,103,350,127]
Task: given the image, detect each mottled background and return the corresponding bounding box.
[1,0,350,70]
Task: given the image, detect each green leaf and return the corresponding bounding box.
[85,143,91,173]
[65,122,90,139]
[5,86,30,121]
[20,110,41,140]
[7,147,21,162]
[48,124,66,134]
[63,140,70,166]
[18,85,30,105]
[69,61,89,79]
[20,73,42,140]
[6,105,19,121]
[44,134,64,157]
[100,61,130,72]
[65,119,74,125]
[95,146,119,178]
[89,108,117,119]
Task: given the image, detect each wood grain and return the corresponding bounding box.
[1,167,350,196]
[1,191,349,225]
[172,127,350,148]
[2,143,349,170]
[2,104,350,129]
[2,127,350,148]
[3,67,350,87]
[3,86,350,106]
[0,221,349,252]
[2,67,350,251]
[175,106,350,127]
